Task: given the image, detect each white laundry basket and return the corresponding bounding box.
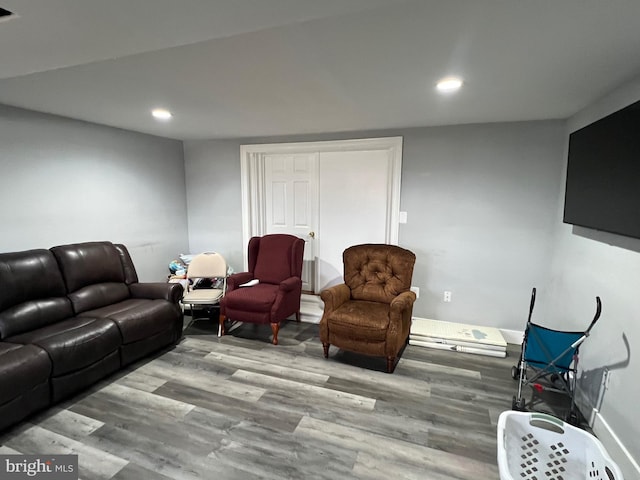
[497,411,623,480]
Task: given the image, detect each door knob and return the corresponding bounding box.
[308,231,315,238]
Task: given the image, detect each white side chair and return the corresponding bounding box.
[182,252,227,334]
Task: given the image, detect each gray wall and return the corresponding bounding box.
[0,104,188,280]
[544,77,640,467]
[184,139,244,270]
[3,91,636,466]
[399,122,564,327]
[184,120,565,328]
[184,117,639,467]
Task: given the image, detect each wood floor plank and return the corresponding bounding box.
[0,322,537,480]
[2,424,128,480]
[204,351,330,384]
[352,451,454,480]
[136,359,267,402]
[117,370,168,393]
[96,383,195,419]
[230,369,376,411]
[31,408,105,438]
[294,415,500,479]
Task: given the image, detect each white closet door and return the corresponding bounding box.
[264,152,318,292]
[317,149,391,291]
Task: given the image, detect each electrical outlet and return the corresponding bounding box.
[410,286,419,298]
[443,291,452,302]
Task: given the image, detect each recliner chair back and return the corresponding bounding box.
[51,241,132,314]
[250,234,304,284]
[0,249,73,339]
[343,244,415,304]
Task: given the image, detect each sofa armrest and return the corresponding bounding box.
[387,290,417,351]
[390,291,416,314]
[320,284,351,313]
[279,277,301,292]
[227,272,254,292]
[130,282,183,304]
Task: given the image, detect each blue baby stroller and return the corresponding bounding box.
[511,287,601,425]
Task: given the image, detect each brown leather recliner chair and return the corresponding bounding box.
[320,244,416,373]
[219,234,304,345]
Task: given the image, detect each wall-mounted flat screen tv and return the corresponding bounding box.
[563,99,640,239]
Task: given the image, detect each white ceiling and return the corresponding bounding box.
[2,0,640,140]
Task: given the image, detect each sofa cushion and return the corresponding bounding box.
[80,299,180,343]
[0,343,51,405]
[7,317,121,376]
[0,249,73,338]
[223,284,278,313]
[51,242,130,313]
[326,300,391,342]
[68,283,131,315]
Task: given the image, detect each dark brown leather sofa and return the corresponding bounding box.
[0,241,183,431]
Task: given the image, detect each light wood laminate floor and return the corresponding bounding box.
[0,319,564,479]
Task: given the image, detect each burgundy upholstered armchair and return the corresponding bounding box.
[219,234,304,345]
[319,244,416,373]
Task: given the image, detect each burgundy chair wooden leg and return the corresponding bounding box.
[295,311,301,322]
[386,356,396,373]
[218,313,225,337]
[322,343,330,358]
[270,322,280,345]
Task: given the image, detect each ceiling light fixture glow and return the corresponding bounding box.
[151,108,173,120]
[436,76,463,93]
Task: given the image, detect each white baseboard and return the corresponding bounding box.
[300,314,320,324]
[591,409,640,480]
[299,294,323,324]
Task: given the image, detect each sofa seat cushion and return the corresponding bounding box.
[0,343,51,405]
[80,299,179,344]
[326,300,391,342]
[224,284,278,313]
[6,318,121,376]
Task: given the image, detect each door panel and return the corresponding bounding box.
[264,153,318,292]
[317,150,391,291]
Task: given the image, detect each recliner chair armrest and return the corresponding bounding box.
[130,282,183,304]
[227,272,254,292]
[279,277,301,292]
[390,291,417,313]
[320,284,351,312]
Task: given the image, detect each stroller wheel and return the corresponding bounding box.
[566,410,579,426]
[511,366,520,380]
[512,395,526,411]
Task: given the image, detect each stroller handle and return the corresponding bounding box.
[528,287,537,323]
[527,288,601,333]
[585,296,602,333]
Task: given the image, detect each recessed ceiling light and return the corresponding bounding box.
[151,108,172,120]
[436,76,463,94]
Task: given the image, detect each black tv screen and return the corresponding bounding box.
[563,99,640,239]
